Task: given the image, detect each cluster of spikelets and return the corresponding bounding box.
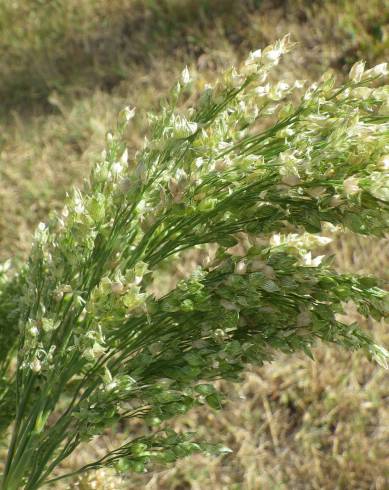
[0,36,388,489]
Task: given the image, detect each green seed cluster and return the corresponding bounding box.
[0,37,388,489]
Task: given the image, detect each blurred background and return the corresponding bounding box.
[0,1,388,488]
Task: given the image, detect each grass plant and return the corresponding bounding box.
[0,37,388,489]
[0,1,388,489]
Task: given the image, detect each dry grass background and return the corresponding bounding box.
[0,0,388,488]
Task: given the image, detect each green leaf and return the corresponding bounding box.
[205,393,223,410]
[195,384,217,396]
